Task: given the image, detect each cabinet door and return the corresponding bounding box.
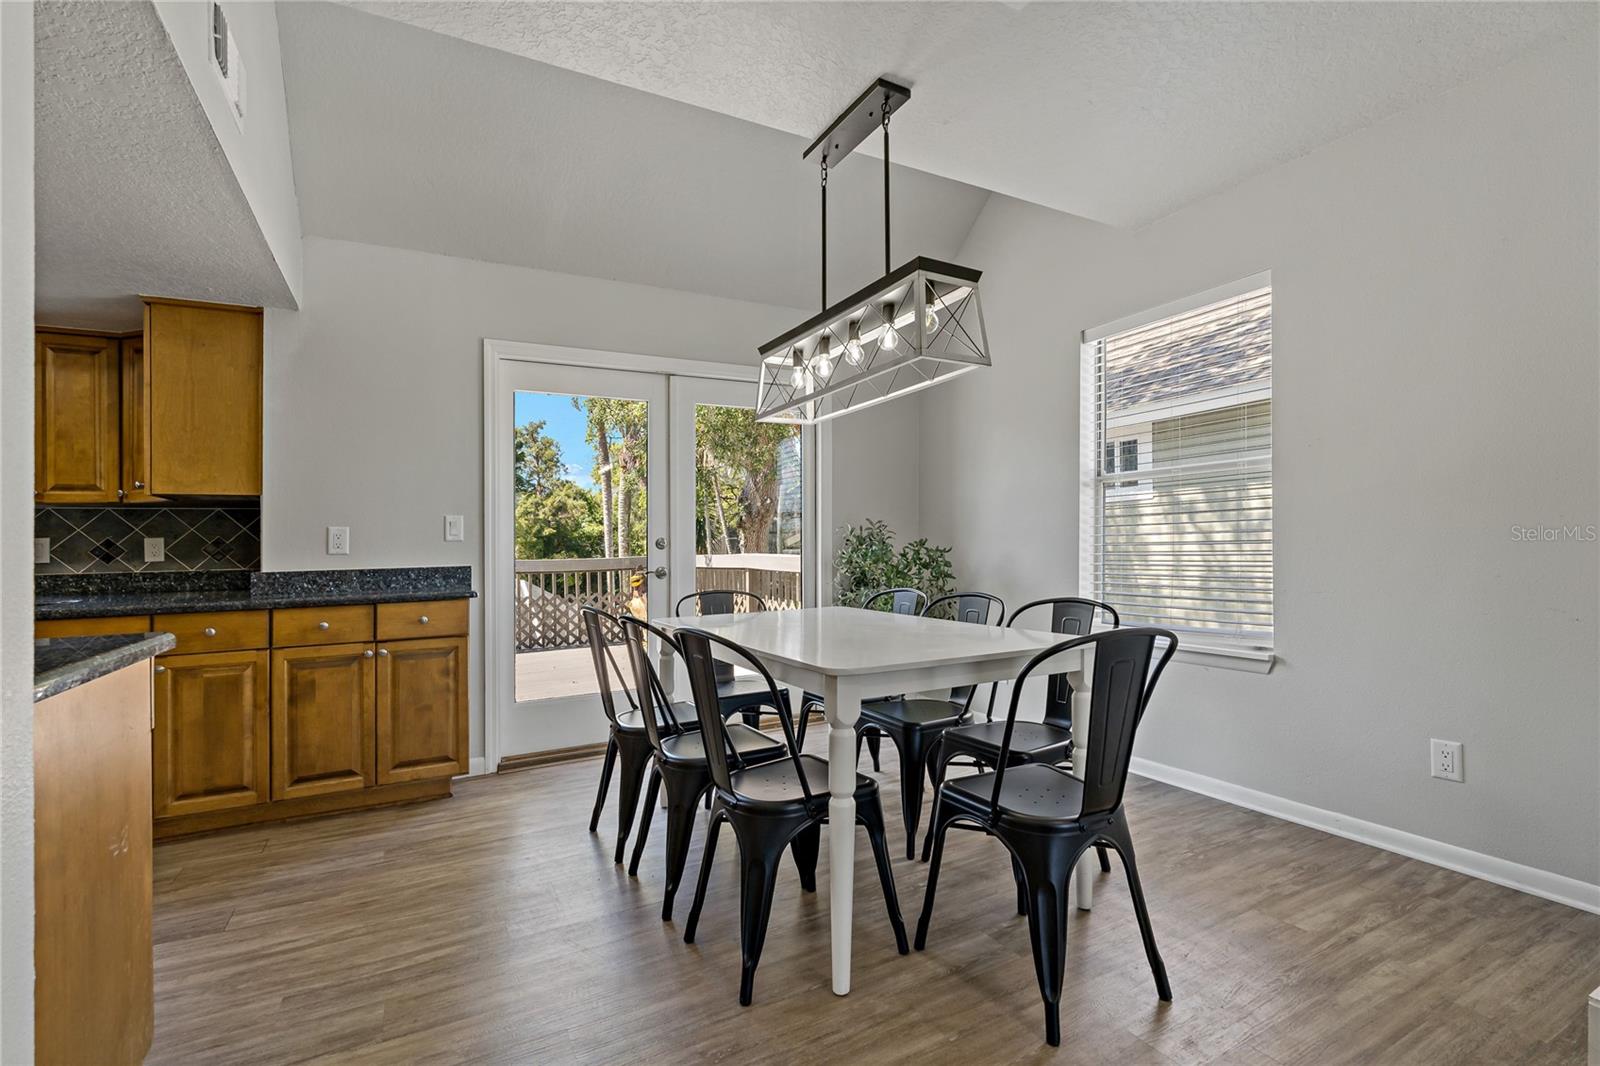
[35,332,119,503]
[153,651,270,818]
[119,335,161,503]
[271,643,375,801]
[376,637,468,784]
[144,299,263,496]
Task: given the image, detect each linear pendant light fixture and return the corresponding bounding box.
[756,79,990,424]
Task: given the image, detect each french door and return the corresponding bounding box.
[485,349,818,766]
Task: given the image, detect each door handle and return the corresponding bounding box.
[653,566,668,579]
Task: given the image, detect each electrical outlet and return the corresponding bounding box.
[326,526,350,556]
[1430,739,1464,782]
[34,538,50,564]
[444,514,464,542]
[143,537,165,563]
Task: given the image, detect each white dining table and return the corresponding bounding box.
[650,605,1099,996]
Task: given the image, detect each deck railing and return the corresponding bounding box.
[514,554,802,651]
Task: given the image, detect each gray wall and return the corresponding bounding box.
[1,3,34,1056]
[918,34,1599,887]
[262,236,923,760]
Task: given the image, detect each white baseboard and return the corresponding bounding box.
[1129,756,1600,915]
[467,757,487,777]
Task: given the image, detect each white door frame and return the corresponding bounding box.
[481,339,832,771]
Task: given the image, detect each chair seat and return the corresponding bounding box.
[728,753,878,811]
[661,722,786,765]
[939,763,1086,828]
[941,719,1071,756]
[716,674,789,713]
[859,697,968,729]
[615,701,699,734]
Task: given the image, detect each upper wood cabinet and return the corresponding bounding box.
[143,298,263,497]
[35,332,120,503]
[118,333,161,504]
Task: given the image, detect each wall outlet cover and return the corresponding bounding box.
[444,514,465,542]
[327,526,350,556]
[34,538,49,565]
[1430,738,1464,782]
[143,537,165,563]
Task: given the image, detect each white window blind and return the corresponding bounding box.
[1082,278,1273,645]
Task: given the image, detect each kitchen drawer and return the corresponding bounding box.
[155,610,269,654]
[376,598,469,641]
[36,615,151,638]
[272,605,374,647]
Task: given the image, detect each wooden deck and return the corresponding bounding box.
[515,646,600,704]
[145,733,1597,1064]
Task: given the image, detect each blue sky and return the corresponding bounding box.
[515,391,598,488]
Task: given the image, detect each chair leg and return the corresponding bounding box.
[741,710,762,729]
[628,768,661,876]
[660,772,708,920]
[1016,846,1073,1048]
[1097,843,1112,873]
[789,822,821,893]
[588,736,618,832]
[733,820,795,1007]
[914,805,958,950]
[857,796,909,954]
[920,738,951,862]
[1012,854,1028,916]
[896,729,934,861]
[613,736,652,865]
[866,731,882,771]
[1106,821,1171,1002]
[683,811,723,945]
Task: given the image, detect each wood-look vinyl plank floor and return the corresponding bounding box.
[148,734,1598,1065]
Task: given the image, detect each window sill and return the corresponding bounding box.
[1171,641,1275,674]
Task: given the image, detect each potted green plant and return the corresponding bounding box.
[833,519,955,608]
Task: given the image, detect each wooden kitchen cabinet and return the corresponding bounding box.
[118,333,162,503]
[271,643,376,801]
[377,636,468,784]
[153,650,271,818]
[35,332,120,503]
[143,298,263,496]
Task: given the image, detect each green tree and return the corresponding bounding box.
[514,420,563,497]
[579,397,648,556]
[695,406,797,553]
[516,481,604,560]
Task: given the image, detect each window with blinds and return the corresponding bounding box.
[1081,276,1272,645]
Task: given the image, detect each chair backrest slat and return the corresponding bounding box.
[617,616,689,755]
[862,587,928,615]
[677,626,811,801]
[988,627,1176,821]
[677,590,769,685]
[581,606,638,727]
[923,592,1005,707]
[1000,597,1121,727]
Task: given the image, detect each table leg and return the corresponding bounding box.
[655,636,676,701]
[1068,655,1094,911]
[824,676,859,996]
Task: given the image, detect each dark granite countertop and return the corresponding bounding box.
[35,566,477,620]
[34,632,177,702]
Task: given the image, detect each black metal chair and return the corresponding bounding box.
[851,592,1004,859]
[675,590,792,728]
[921,597,1120,862]
[616,616,788,920]
[915,628,1178,1047]
[582,606,699,865]
[854,586,932,771]
[675,626,909,1006]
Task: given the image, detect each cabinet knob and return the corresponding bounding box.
[116,489,126,499]
[203,626,217,637]
[317,621,331,631]
[134,480,145,490]
[153,665,166,674]
[418,615,430,625]
[378,648,389,657]
[363,649,374,658]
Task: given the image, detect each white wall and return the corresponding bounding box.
[920,34,1599,889]
[155,0,302,306]
[0,2,34,1057]
[263,237,922,759]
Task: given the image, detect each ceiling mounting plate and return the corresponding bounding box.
[803,78,911,165]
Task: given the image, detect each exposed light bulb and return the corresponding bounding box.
[844,320,864,365]
[923,284,940,334]
[880,304,900,351]
[814,334,834,380]
[789,348,806,389]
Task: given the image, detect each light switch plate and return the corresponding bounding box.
[327,526,350,555]
[143,537,165,563]
[444,514,464,542]
[34,538,49,565]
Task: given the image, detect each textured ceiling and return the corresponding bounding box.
[34,1,295,331]
[279,3,990,311]
[344,0,1587,227]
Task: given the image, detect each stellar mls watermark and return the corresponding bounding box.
[1510,524,1597,542]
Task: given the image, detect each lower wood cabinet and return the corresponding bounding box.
[377,636,468,784]
[153,650,270,818]
[271,642,377,801]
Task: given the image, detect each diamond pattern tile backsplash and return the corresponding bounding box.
[35,504,261,574]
